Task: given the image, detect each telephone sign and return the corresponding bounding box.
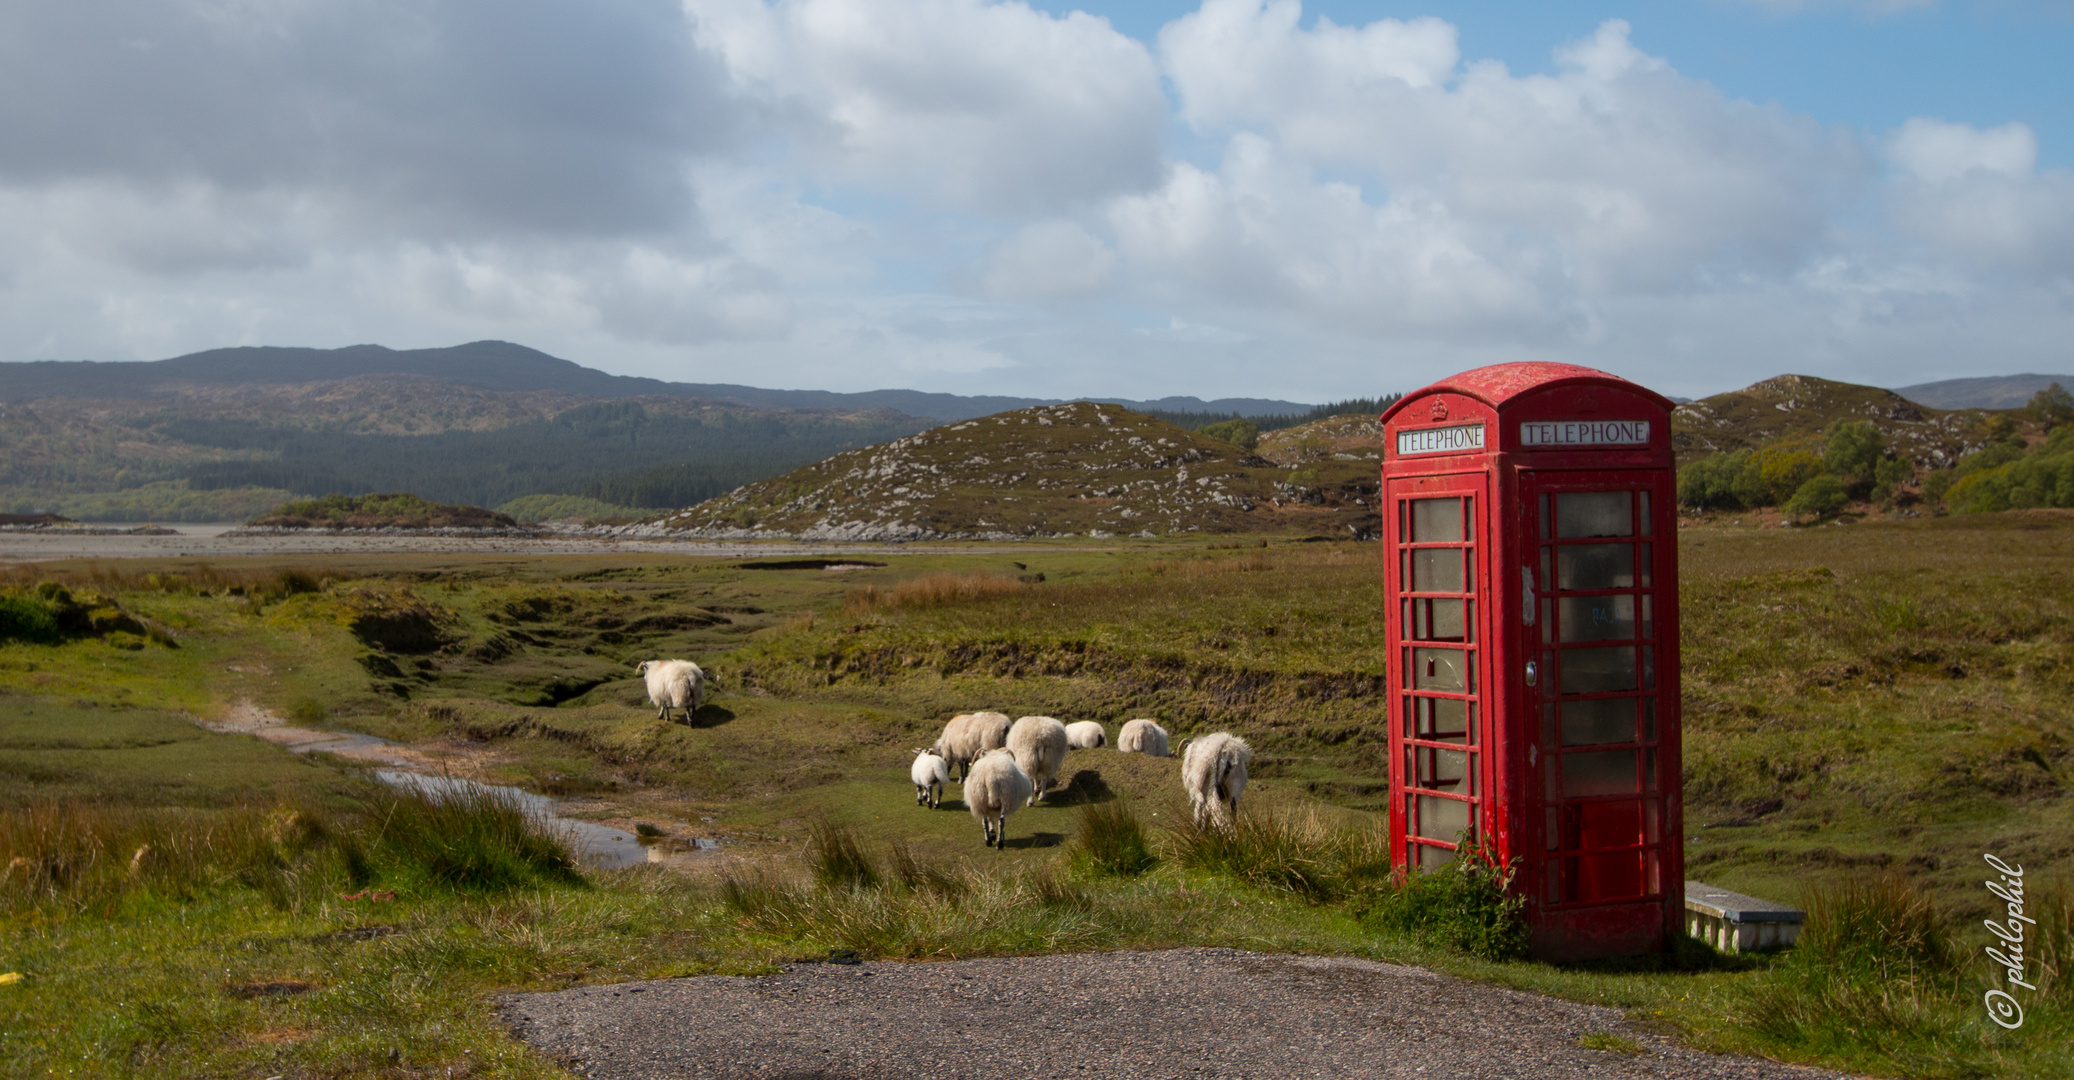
[1380,362,1682,961]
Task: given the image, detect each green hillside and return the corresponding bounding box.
[649,401,1382,540]
[1672,374,1983,467]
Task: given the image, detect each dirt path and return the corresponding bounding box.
[504,947,1847,1080]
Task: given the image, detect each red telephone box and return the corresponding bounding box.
[1380,362,1682,961]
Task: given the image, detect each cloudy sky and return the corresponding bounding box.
[2,0,2069,402]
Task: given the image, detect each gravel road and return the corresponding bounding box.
[504,947,1849,1080]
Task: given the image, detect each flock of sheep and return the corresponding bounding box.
[916,711,1253,849]
[636,658,1253,851]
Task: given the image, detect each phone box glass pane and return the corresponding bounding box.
[1556,544,1634,590]
[1413,647,1469,691]
[1412,549,1464,592]
[1561,698,1636,746]
[1410,498,1464,542]
[1560,646,1636,693]
[1562,749,1640,797]
[1410,598,1468,641]
[1416,842,1457,869]
[1415,795,1472,844]
[1414,696,1470,743]
[1416,746,1469,790]
[1557,595,1635,642]
[1558,492,1632,538]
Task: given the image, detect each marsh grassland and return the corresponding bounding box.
[2,517,2072,1078]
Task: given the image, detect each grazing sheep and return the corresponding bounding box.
[1064,721,1107,750]
[1118,719,1169,757]
[964,749,1034,849]
[1007,715,1069,806]
[910,750,949,809]
[635,659,705,723]
[1182,732,1253,829]
[930,711,1012,781]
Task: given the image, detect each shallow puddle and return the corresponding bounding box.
[372,769,652,870]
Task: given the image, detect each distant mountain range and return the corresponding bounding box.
[1,340,1314,421]
[1892,374,2074,410]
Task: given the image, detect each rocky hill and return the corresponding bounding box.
[638,402,1381,541]
[1255,413,1385,466]
[1671,374,1986,467]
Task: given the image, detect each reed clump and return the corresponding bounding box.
[1071,799,1156,877]
[0,782,582,914]
[844,572,1030,617]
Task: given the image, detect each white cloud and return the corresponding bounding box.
[1890,118,2038,184]
[972,221,1116,300]
[688,0,1168,215]
[1886,120,2074,274]
[1160,11,1868,294]
[0,0,2069,402]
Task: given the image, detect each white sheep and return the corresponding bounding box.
[963,748,1034,849]
[930,711,1011,781]
[1181,732,1253,829]
[1118,718,1170,757]
[635,659,705,723]
[910,749,949,809]
[1064,720,1107,750]
[1007,715,1069,806]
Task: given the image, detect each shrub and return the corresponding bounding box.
[1362,846,1529,961]
[1824,420,1885,488]
[1197,418,1260,450]
[1783,474,1849,519]
[1073,800,1155,876]
[2027,382,2074,428]
[0,593,61,645]
[1872,457,1914,503]
[1753,447,1825,507]
[1677,451,1749,511]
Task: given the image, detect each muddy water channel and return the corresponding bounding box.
[205,706,709,870]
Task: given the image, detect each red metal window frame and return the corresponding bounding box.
[1529,478,1670,908]
[1388,475,1487,871]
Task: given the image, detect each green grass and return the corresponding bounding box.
[1579,1030,1647,1055]
[1,516,2072,1077]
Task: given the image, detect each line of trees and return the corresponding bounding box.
[1678,384,2074,517]
[1141,396,1403,438]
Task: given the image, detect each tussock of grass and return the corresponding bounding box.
[367,784,583,893]
[1732,875,2071,1077]
[1072,799,1155,876]
[0,563,345,604]
[1,784,581,914]
[844,571,1030,617]
[805,817,880,891]
[1579,1031,1647,1055]
[1166,805,1388,903]
[0,800,334,914]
